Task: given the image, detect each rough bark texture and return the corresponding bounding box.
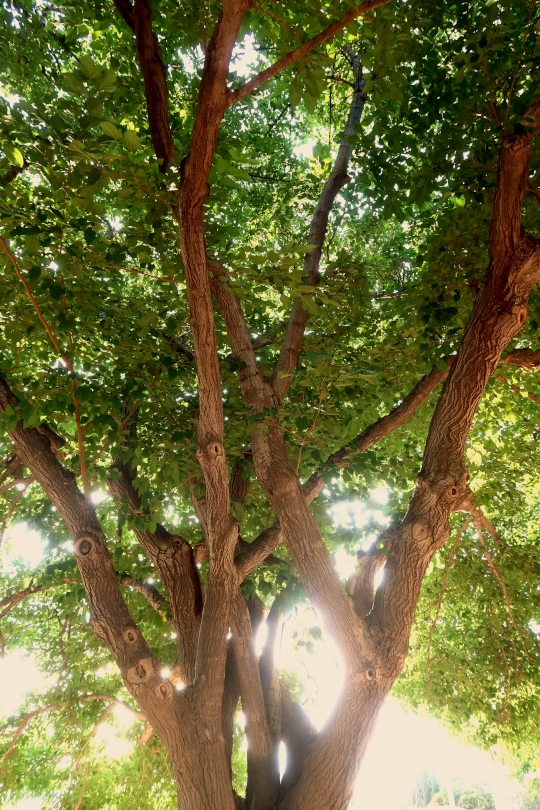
[4,2,540,808]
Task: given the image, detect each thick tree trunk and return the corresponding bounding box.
[3,3,540,808]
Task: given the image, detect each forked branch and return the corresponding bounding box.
[227,0,393,107]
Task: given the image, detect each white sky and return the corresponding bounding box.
[0,509,525,810]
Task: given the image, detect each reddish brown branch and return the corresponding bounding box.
[272,52,366,404]
[0,577,73,620]
[113,0,175,171]
[472,511,531,664]
[0,238,89,497]
[227,0,392,107]
[425,518,472,698]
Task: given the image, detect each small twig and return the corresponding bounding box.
[503,0,535,134]
[473,511,531,664]
[0,577,72,620]
[89,398,143,466]
[0,237,89,496]
[426,518,472,698]
[0,481,34,548]
[295,387,325,475]
[0,236,64,355]
[526,178,540,206]
[84,247,181,285]
[498,642,511,723]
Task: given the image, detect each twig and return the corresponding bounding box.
[426,518,472,698]
[503,0,535,134]
[498,642,511,723]
[0,577,72,620]
[295,387,325,475]
[0,482,33,548]
[0,694,145,778]
[84,247,181,285]
[0,237,89,496]
[472,511,531,664]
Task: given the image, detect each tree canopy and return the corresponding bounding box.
[0,0,540,808]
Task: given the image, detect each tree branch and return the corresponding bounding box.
[0,377,173,731]
[279,682,318,797]
[210,262,270,412]
[425,517,473,698]
[235,344,540,582]
[370,95,540,654]
[231,589,279,809]
[0,694,146,779]
[176,3,252,710]
[119,575,167,614]
[113,0,175,171]
[226,0,393,107]
[108,472,202,685]
[258,599,283,752]
[0,577,73,620]
[472,510,531,664]
[1,161,29,186]
[272,53,366,404]
[221,639,241,779]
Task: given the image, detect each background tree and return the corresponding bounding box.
[0,0,540,808]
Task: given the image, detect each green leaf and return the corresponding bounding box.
[123,130,142,151]
[25,234,41,255]
[100,122,122,141]
[94,69,117,93]
[4,143,24,167]
[304,92,317,115]
[300,296,319,315]
[305,353,333,362]
[62,72,86,95]
[79,56,102,80]
[289,72,303,108]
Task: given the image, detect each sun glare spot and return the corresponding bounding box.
[0,651,53,719]
[254,622,268,654]
[96,723,133,760]
[0,523,47,571]
[279,741,287,778]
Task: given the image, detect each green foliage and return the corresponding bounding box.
[0,0,540,805]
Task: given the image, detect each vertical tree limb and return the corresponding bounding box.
[113,0,175,171]
[272,53,366,403]
[231,590,280,810]
[108,473,202,685]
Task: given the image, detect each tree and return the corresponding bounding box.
[0,0,540,808]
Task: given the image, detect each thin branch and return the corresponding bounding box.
[0,238,89,497]
[472,511,531,664]
[119,574,167,614]
[0,483,33,548]
[425,518,472,698]
[272,52,366,403]
[0,577,73,619]
[295,386,325,474]
[227,0,393,107]
[0,694,145,778]
[1,161,29,186]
